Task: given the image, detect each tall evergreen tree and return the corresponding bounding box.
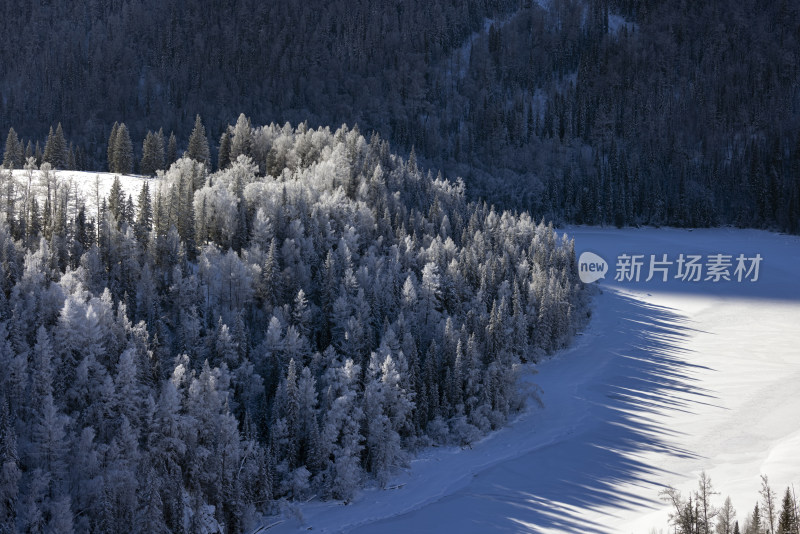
[71,206,90,266]
[135,182,152,247]
[187,115,210,167]
[2,128,24,169]
[230,113,252,161]
[751,503,763,534]
[777,487,798,534]
[108,176,124,224]
[27,197,41,243]
[140,131,159,176]
[218,130,232,171]
[166,131,178,167]
[43,123,68,169]
[155,128,166,171]
[113,123,134,174]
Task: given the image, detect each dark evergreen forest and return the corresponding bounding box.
[1,0,798,231]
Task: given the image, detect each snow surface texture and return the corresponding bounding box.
[266,227,800,533]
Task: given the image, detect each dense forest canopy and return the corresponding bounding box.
[0,123,588,532]
[1,0,798,231]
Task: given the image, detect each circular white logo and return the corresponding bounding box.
[578,252,608,283]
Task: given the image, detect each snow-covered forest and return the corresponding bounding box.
[0,121,588,532]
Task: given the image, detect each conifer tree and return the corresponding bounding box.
[108,122,119,172]
[123,194,135,226]
[2,127,24,169]
[777,487,797,534]
[166,131,178,167]
[108,175,123,223]
[113,123,134,174]
[218,130,232,171]
[135,182,152,247]
[187,115,210,166]
[751,503,763,534]
[0,400,20,532]
[71,206,89,266]
[43,123,68,169]
[140,131,159,176]
[138,128,166,176]
[230,113,252,161]
[27,197,41,243]
[155,127,166,171]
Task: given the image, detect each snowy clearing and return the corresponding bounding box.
[9,169,157,219]
[265,226,800,533]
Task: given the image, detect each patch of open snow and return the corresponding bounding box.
[261,226,800,534]
[9,169,159,220]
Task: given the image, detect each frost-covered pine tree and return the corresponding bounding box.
[320,353,364,500]
[230,113,252,161]
[363,345,413,486]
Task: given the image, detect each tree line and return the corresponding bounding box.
[660,473,799,534]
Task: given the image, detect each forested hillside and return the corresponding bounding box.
[0,123,587,532]
[2,0,799,231]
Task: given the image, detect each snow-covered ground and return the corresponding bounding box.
[265,226,800,533]
[9,169,156,218]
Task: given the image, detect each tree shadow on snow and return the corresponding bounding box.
[359,289,719,533]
